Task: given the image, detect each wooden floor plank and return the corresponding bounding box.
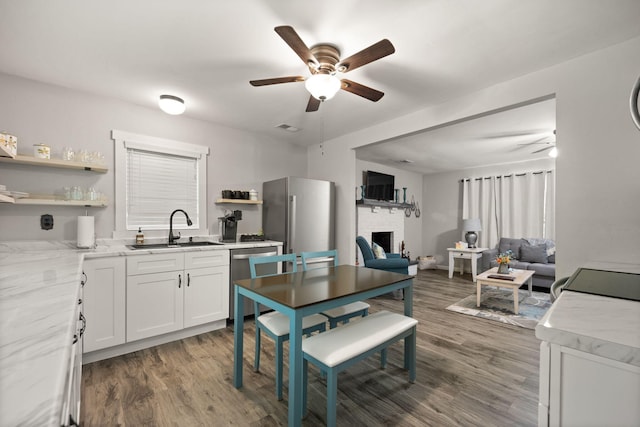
[81,269,542,426]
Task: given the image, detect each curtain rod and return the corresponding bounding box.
[459,170,553,183]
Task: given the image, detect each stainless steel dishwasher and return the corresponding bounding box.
[228,246,279,319]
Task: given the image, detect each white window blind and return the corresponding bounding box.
[126,148,199,230]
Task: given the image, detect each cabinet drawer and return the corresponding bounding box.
[452,252,472,259]
[185,250,229,269]
[127,253,184,275]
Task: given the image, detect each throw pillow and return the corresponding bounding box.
[520,243,548,264]
[372,242,387,259]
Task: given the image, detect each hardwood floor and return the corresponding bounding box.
[81,269,542,426]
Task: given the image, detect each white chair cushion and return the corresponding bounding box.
[321,301,370,318]
[257,311,327,337]
[302,310,417,367]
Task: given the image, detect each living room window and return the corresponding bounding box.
[461,170,555,249]
[112,130,209,238]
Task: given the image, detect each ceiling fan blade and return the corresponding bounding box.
[338,39,395,73]
[306,95,321,112]
[274,26,317,67]
[517,136,552,146]
[249,76,305,86]
[340,79,384,102]
[532,145,554,154]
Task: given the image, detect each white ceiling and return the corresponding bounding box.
[1,1,639,173]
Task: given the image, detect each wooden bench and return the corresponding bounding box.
[302,310,418,426]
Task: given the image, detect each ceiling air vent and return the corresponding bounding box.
[276,124,300,132]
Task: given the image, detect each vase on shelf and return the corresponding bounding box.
[497,263,509,274]
[402,187,407,203]
[360,185,366,200]
[394,189,399,203]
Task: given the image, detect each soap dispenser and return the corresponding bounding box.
[136,227,144,245]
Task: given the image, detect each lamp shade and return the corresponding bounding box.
[159,94,186,115]
[305,74,341,101]
[462,218,482,232]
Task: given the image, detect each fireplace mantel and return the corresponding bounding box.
[356,199,412,209]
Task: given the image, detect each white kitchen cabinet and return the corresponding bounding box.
[126,251,229,342]
[82,257,126,353]
[539,343,640,427]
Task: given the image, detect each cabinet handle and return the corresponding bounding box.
[178,274,182,288]
[81,271,87,287]
[187,273,190,287]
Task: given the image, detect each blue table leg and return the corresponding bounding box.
[403,280,414,370]
[288,311,304,426]
[233,286,244,388]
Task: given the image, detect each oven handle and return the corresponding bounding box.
[232,251,278,260]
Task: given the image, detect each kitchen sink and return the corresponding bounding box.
[127,241,225,250]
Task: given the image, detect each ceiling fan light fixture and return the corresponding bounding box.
[548,146,558,158]
[159,94,186,115]
[305,74,341,101]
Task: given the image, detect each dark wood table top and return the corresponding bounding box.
[234,265,411,309]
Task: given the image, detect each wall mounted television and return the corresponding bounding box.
[363,170,395,201]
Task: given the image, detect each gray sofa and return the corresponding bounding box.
[481,237,556,288]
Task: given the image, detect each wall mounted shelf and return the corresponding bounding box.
[9,198,108,207]
[215,198,263,205]
[0,154,108,173]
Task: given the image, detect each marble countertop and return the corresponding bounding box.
[0,238,281,426]
[535,290,640,367]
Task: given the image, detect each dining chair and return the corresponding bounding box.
[300,250,370,329]
[249,253,327,401]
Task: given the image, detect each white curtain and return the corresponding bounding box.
[462,171,555,248]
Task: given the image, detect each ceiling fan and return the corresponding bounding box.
[517,130,556,154]
[250,26,395,112]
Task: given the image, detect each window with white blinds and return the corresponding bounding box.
[126,149,199,230]
[112,130,209,238]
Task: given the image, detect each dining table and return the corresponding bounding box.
[233,264,414,427]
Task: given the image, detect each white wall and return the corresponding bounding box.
[421,158,555,267]
[0,73,307,241]
[309,36,640,278]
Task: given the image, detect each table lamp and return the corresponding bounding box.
[463,218,482,248]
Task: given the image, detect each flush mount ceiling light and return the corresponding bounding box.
[158,95,186,115]
[305,73,342,101]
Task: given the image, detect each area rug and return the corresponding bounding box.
[446,287,552,329]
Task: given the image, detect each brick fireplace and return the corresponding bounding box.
[356,206,405,256]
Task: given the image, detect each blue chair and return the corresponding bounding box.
[249,254,327,401]
[356,236,409,274]
[300,250,370,329]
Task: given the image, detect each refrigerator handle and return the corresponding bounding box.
[289,194,296,253]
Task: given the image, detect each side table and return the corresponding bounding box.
[447,247,487,282]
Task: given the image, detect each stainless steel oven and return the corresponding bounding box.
[229,246,278,319]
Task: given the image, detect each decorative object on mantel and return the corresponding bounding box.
[360,185,366,200]
[496,250,514,274]
[402,187,407,203]
[446,288,552,329]
[462,218,482,248]
[394,188,399,203]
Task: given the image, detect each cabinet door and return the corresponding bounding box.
[184,265,229,328]
[82,257,126,353]
[127,271,184,342]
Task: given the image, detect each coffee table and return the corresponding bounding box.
[476,267,535,314]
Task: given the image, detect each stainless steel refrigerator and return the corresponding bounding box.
[262,177,335,260]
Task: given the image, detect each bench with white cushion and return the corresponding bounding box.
[302,310,418,426]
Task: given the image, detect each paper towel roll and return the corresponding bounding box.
[77,216,95,248]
